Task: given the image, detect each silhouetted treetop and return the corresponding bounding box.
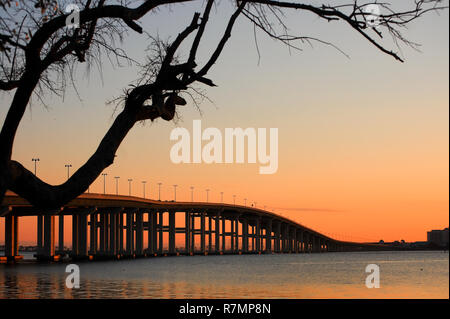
[0,0,447,208]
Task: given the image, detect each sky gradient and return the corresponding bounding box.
[0,1,448,244]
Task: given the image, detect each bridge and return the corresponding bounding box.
[1,192,385,262]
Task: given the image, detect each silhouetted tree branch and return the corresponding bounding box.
[0,0,447,208]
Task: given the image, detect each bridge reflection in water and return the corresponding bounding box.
[1,192,384,262]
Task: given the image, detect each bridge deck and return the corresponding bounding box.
[1,192,386,262]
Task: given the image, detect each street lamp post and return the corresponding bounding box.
[102,173,108,194]
[244,198,247,206]
[206,189,210,203]
[128,179,133,196]
[114,176,120,195]
[142,181,147,198]
[190,186,194,202]
[65,164,72,181]
[233,195,236,205]
[220,192,223,203]
[173,184,177,201]
[32,158,40,176]
[157,182,162,200]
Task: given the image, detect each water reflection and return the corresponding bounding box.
[0,251,448,299]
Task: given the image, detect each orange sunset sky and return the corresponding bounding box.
[0,2,448,245]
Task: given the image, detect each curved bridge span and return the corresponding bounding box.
[1,192,384,262]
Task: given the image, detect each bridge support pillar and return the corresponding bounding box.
[99,214,105,253]
[190,213,195,253]
[158,211,164,254]
[78,214,88,258]
[255,218,261,253]
[288,227,293,253]
[314,236,319,253]
[109,212,117,256]
[37,215,43,255]
[89,213,97,255]
[126,212,134,256]
[118,213,124,254]
[184,211,190,254]
[304,233,308,252]
[58,214,64,255]
[150,212,157,254]
[299,230,304,253]
[208,215,212,253]
[242,219,248,253]
[215,213,220,253]
[4,214,19,260]
[265,220,272,253]
[288,226,293,253]
[306,233,310,253]
[136,211,144,256]
[72,214,78,256]
[221,217,226,253]
[105,214,111,253]
[294,229,298,253]
[169,211,176,255]
[200,212,206,254]
[230,219,234,252]
[251,226,255,252]
[235,218,239,253]
[274,222,280,253]
[42,215,55,259]
[232,218,237,253]
[281,224,286,253]
[147,212,154,254]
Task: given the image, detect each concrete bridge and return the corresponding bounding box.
[1,192,385,262]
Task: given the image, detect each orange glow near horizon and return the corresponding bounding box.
[0,5,448,246]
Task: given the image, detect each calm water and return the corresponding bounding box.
[0,251,448,298]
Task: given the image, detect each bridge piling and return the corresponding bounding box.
[200,212,206,254]
[255,218,261,253]
[158,211,164,254]
[78,213,88,258]
[136,211,144,256]
[208,214,212,253]
[215,213,220,253]
[4,215,19,261]
[265,219,272,253]
[89,213,97,255]
[169,210,176,255]
[42,215,55,260]
[242,218,248,253]
[126,211,133,256]
[150,211,157,255]
[184,211,190,255]
[109,211,117,256]
[1,193,385,263]
[58,214,64,256]
[36,215,43,256]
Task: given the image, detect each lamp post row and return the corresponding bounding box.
[30,158,264,208]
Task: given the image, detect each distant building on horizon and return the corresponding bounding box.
[427,228,449,248]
